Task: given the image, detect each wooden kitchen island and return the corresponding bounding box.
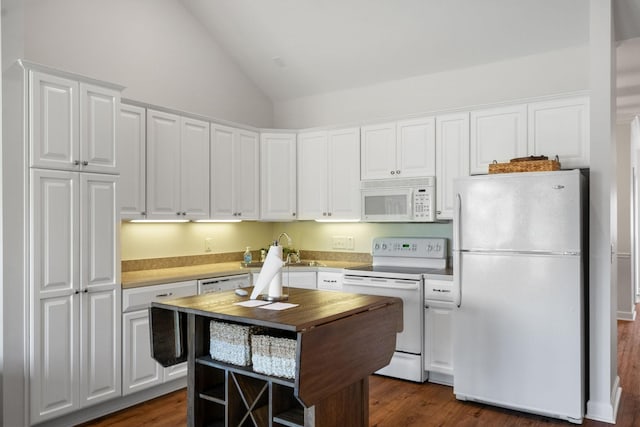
[150,287,402,427]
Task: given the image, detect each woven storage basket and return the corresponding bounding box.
[209,321,262,366]
[488,155,560,174]
[251,334,297,379]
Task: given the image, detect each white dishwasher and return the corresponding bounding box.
[198,273,251,294]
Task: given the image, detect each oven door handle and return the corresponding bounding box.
[343,277,420,290]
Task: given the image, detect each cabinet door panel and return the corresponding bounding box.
[297,131,328,220]
[180,118,210,220]
[31,170,79,298]
[361,123,396,180]
[527,96,589,169]
[436,113,469,219]
[123,310,163,395]
[328,128,361,219]
[470,105,527,175]
[425,306,454,376]
[210,124,235,218]
[30,71,79,170]
[397,117,436,178]
[235,129,260,219]
[81,288,121,405]
[260,133,297,220]
[146,110,181,219]
[31,295,79,423]
[118,104,146,219]
[82,174,118,290]
[80,83,119,173]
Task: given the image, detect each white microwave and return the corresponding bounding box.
[361,177,436,222]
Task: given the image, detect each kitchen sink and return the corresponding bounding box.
[241,260,326,268]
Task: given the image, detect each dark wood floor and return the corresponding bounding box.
[79,307,640,427]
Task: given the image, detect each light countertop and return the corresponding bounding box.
[122,260,367,289]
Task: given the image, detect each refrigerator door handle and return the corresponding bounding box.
[455,193,462,307]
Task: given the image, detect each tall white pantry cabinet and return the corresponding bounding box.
[26,64,122,424]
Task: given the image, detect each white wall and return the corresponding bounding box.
[23,0,273,127]
[273,45,589,129]
[2,0,26,425]
[120,221,453,260]
[616,121,635,320]
[618,122,631,254]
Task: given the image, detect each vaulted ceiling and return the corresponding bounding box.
[180,0,640,120]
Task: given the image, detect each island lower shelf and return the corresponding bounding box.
[195,356,304,427]
[150,287,403,427]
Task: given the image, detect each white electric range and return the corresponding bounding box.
[343,237,449,382]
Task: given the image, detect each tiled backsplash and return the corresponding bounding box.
[122,250,372,272]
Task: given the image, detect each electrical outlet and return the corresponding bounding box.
[332,236,347,249]
[346,236,355,250]
[205,237,213,252]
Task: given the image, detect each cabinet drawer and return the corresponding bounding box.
[123,280,198,312]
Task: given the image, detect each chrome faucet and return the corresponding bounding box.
[275,232,298,264]
[276,232,292,247]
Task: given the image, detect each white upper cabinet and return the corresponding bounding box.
[361,117,435,180]
[210,124,260,220]
[260,132,297,220]
[146,109,210,220]
[29,71,119,174]
[118,104,146,220]
[147,110,181,219]
[297,127,360,221]
[327,128,361,219]
[180,117,211,220]
[435,112,469,220]
[297,131,328,220]
[361,122,397,180]
[470,104,527,175]
[396,117,436,178]
[80,83,119,173]
[234,129,260,219]
[527,96,590,169]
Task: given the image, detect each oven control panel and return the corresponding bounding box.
[372,237,447,259]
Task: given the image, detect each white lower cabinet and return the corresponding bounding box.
[252,271,317,290]
[30,170,120,424]
[122,310,163,393]
[122,281,198,395]
[317,271,343,291]
[424,304,454,384]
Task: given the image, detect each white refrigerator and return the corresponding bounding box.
[452,169,585,424]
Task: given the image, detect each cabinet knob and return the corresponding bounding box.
[390,170,395,175]
[73,160,80,166]
[396,170,401,174]
[82,161,89,166]
[238,212,242,216]
[292,212,296,217]
[141,211,146,216]
[322,212,327,216]
[328,212,332,216]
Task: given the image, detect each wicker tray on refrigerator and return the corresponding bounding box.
[488,155,561,174]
